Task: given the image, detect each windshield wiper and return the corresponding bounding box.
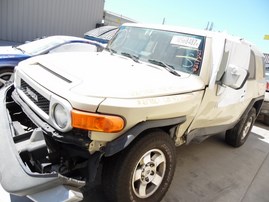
[13,46,25,54]
[121,52,140,63]
[148,59,180,77]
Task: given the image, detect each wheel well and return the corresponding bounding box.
[253,99,264,115]
[104,117,186,157]
[0,66,15,71]
[134,126,176,144]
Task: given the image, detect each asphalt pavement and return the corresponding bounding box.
[1,120,268,202]
[163,121,269,202]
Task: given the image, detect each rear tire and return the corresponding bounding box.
[225,108,256,147]
[0,67,14,89]
[102,129,176,202]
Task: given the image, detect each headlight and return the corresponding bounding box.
[53,104,69,129]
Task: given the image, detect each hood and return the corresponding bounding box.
[19,52,205,99]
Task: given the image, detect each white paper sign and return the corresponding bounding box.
[171,36,201,49]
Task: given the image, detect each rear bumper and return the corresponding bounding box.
[0,85,84,196]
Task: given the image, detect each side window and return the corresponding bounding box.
[248,50,256,79]
[216,41,252,82]
[255,54,265,79]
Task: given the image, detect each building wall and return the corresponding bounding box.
[104,10,137,26]
[0,0,104,42]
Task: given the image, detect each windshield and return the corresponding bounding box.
[17,36,68,55]
[107,26,205,75]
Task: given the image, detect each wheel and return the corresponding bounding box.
[102,130,176,202]
[225,108,256,147]
[0,67,14,89]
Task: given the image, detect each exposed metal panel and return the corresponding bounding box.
[0,0,104,42]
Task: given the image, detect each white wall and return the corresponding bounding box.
[0,0,104,42]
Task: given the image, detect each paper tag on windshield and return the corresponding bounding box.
[171,36,201,49]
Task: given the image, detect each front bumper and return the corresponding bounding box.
[0,85,85,197]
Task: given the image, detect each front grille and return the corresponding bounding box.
[20,79,50,114]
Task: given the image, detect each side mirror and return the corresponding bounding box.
[221,65,249,89]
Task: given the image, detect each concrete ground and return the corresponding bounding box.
[1,121,268,202]
[164,122,269,202]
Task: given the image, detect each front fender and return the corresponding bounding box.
[104,116,186,157]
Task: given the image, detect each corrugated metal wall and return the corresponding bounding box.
[0,0,104,42]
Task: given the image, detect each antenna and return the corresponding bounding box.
[205,22,209,30]
[162,18,166,25]
[209,22,214,31]
[205,22,214,30]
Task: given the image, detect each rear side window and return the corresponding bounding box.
[248,50,256,79]
[255,54,265,80]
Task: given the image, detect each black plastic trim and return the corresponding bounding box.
[38,63,72,83]
[234,71,250,90]
[104,116,186,157]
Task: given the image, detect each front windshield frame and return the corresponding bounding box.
[107,26,205,75]
[17,37,68,55]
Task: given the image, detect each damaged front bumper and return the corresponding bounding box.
[0,85,86,201]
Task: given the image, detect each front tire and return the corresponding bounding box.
[102,130,176,202]
[225,108,256,147]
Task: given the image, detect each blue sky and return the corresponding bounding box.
[105,0,269,53]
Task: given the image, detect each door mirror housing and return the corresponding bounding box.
[221,65,249,90]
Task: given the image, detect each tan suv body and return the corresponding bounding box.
[0,23,265,202]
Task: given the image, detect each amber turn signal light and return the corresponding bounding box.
[71,110,125,133]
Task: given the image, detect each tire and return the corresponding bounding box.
[225,108,256,147]
[102,129,176,202]
[0,67,14,89]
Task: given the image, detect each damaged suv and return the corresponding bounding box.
[0,23,266,202]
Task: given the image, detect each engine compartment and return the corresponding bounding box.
[6,88,94,181]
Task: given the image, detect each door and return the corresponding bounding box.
[187,39,253,132]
